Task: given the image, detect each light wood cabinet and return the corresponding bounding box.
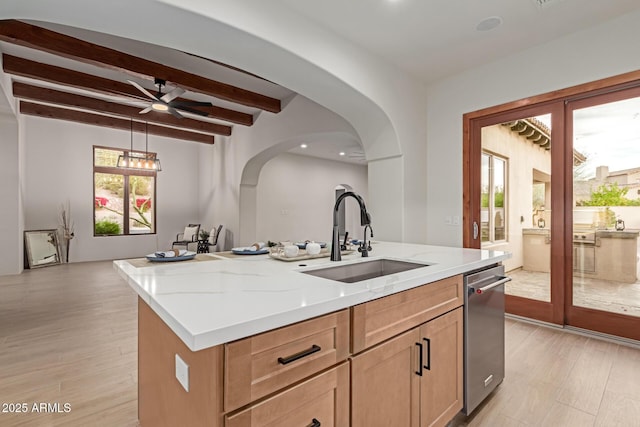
[225,309,349,411]
[226,362,349,427]
[138,274,464,427]
[138,299,224,427]
[420,307,464,427]
[352,275,463,353]
[351,328,421,427]
[351,307,463,427]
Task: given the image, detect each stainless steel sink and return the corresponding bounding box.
[301,258,430,283]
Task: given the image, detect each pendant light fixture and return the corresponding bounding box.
[117,119,162,171]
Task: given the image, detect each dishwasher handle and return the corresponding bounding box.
[471,276,511,294]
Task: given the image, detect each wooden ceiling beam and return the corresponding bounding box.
[13,82,232,136]
[20,102,215,145]
[3,55,254,126]
[0,20,281,113]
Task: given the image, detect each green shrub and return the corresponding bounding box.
[95,219,121,235]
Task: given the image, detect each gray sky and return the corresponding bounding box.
[535,96,640,178]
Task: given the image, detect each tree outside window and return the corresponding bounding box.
[93,147,156,236]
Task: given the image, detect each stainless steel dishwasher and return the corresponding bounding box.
[463,264,511,415]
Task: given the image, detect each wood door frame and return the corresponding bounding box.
[564,86,640,341]
[463,69,640,327]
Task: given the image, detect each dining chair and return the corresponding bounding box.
[207,224,223,252]
[172,223,200,251]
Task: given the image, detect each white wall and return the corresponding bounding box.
[211,94,363,248]
[426,8,640,246]
[8,91,365,266]
[22,116,202,262]
[0,113,20,275]
[256,153,367,244]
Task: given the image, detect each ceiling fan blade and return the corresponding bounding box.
[139,106,153,114]
[128,80,160,101]
[168,106,184,119]
[171,100,214,108]
[161,87,186,103]
[173,105,210,117]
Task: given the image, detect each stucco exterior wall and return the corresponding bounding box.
[481,124,551,271]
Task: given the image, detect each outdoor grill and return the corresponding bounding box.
[573,230,596,244]
[573,226,597,273]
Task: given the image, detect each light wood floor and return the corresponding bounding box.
[2,261,640,426]
[0,261,138,427]
[453,318,640,427]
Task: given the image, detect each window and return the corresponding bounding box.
[93,146,156,236]
[481,152,507,244]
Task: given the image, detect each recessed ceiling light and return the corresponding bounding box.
[476,16,503,32]
[339,152,346,156]
[300,143,308,148]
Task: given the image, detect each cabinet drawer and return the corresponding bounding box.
[224,309,350,411]
[352,275,463,353]
[225,362,349,427]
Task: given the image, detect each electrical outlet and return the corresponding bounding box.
[175,353,189,392]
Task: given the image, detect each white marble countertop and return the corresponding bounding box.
[113,242,510,351]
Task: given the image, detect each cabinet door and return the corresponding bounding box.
[351,328,421,427]
[225,362,349,427]
[419,307,463,427]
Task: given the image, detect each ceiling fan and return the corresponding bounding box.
[128,78,213,119]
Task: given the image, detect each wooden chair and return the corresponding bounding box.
[172,223,200,251]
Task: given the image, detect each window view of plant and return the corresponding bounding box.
[95,172,124,235]
[93,147,156,236]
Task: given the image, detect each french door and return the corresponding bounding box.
[464,75,640,340]
[465,102,565,325]
[564,87,640,339]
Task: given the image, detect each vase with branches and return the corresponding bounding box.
[60,201,75,263]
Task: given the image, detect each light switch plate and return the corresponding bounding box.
[175,353,189,392]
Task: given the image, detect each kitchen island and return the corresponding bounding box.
[114,242,509,426]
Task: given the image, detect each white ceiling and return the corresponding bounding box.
[276,0,640,82]
[5,1,640,165]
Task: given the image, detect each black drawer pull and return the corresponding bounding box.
[415,342,423,376]
[308,418,321,427]
[423,338,431,371]
[278,344,321,365]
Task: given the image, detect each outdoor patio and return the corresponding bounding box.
[507,268,640,318]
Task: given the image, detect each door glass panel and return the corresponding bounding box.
[572,96,640,317]
[481,153,490,243]
[482,114,551,302]
[493,157,506,241]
